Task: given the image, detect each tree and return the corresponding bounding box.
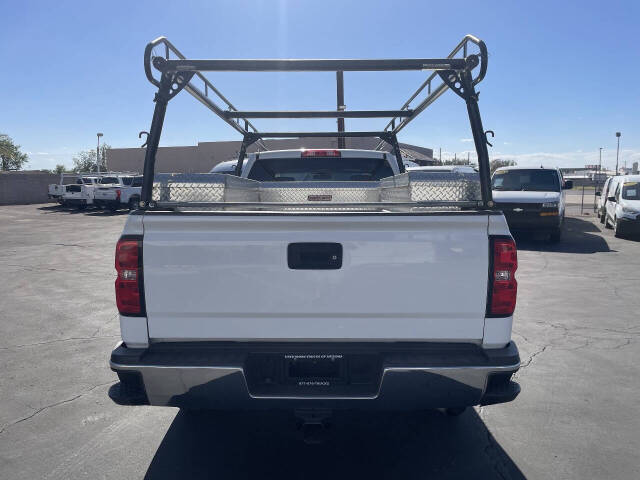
[0,134,29,171]
[54,164,68,174]
[72,144,110,173]
[490,158,517,174]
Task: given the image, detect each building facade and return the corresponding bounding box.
[106,138,435,174]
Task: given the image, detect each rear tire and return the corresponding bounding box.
[599,211,606,224]
[128,197,139,211]
[614,216,624,238]
[549,215,564,243]
[604,214,613,229]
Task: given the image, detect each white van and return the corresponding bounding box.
[603,175,640,237]
[491,166,571,242]
[596,176,613,223]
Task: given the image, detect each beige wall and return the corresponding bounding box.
[107,139,434,174]
[0,171,59,205]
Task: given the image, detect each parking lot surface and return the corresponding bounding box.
[1,204,638,479]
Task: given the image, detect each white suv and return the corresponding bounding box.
[603,175,640,237]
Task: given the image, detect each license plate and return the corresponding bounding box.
[284,354,345,386]
[244,352,381,396]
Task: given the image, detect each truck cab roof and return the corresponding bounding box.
[494,165,560,172]
[408,165,477,174]
[210,149,400,181]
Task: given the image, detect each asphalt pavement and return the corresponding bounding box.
[0,204,638,479]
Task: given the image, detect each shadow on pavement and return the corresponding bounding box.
[85,209,129,217]
[37,204,70,212]
[515,216,612,254]
[36,205,129,216]
[37,204,88,215]
[144,409,525,480]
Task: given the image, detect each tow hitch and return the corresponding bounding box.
[295,409,333,444]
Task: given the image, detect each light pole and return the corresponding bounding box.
[96,133,103,174]
[595,147,603,211]
[599,147,602,174]
[615,132,621,175]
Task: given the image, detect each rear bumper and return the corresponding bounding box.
[109,341,520,410]
[502,212,561,232]
[617,217,640,233]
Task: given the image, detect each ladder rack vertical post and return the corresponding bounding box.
[234,134,259,177]
[460,70,492,208]
[336,71,345,149]
[140,75,172,207]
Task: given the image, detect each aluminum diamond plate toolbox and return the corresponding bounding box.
[258,181,381,203]
[152,173,259,203]
[380,171,482,203]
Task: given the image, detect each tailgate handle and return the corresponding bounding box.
[288,243,342,270]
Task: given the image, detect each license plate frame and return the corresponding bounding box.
[283,353,346,386]
[244,351,382,397]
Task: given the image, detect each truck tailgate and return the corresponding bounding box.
[142,214,489,342]
[95,187,117,200]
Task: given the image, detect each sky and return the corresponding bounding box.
[1,0,639,171]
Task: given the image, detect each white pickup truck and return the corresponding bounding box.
[60,176,103,208]
[109,35,520,430]
[94,175,143,210]
[48,183,67,202]
[49,175,100,204]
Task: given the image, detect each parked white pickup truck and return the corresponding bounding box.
[94,175,143,210]
[60,176,102,208]
[110,35,520,431]
[48,183,67,201]
[49,174,100,203]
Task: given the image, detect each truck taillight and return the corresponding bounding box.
[488,237,517,317]
[115,238,144,316]
[301,149,341,157]
[116,189,121,200]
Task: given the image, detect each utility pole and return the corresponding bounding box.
[439,147,441,164]
[467,152,470,164]
[615,132,621,175]
[595,147,603,212]
[96,132,103,174]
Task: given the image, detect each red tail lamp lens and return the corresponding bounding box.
[489,238,517,316]
[115,239,143,315]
